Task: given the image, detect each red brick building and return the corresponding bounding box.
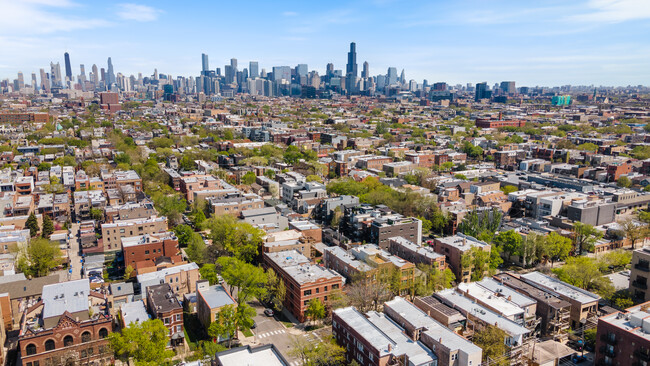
[146,283,184,346]
[121,232,180,270]
[475,118,526,129]
[595,301,650,366]
[606,162,631,181]
[264,250,344,322]
[0,112,49,124]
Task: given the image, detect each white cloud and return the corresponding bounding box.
[282,11,298,17]
[569,0,650,23]
[0,0,110,34]
[116,3,162,22]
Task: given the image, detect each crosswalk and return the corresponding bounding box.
[256,329,286,338]
[289,361,302,366]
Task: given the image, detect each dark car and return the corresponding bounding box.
[264,309,274,317]
[251,322,257,329]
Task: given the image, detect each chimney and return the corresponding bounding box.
[507,295,512,301]
[388,344,392,352]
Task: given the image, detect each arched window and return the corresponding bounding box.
[81,331,91,343]
[25,343,37,355]
[98,328,108,339]
[63,335,74,347]
[45,339,55,351]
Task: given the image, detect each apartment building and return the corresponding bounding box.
[146,283,184,346]
[350,244,415,296]
[387,236,446,269]
[431,234,491,283]
[595,301,650,366]
[494,273,571,340]
[630,247,650,302]
[136,262,200,298]
[101,170,142,192]
[519,271,599,329]
[101,216,168,252]
[209,192,264,216]
[323,246,374,281]
[196,283,236,329]
[121,232,180,270]
[264,250,343,322]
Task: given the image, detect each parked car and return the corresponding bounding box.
[264,309,274,317]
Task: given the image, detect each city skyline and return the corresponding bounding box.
[0,0,649,86]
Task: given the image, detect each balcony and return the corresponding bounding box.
[599,346,616,358]
[633,280,648,290]
[635,264,650,272]
[634,349,650,361]
[600,334,617,345]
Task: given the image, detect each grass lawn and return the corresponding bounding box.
[281,321,294,328]
[242,329,254,337]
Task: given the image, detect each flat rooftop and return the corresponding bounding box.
[198,284,236,309]
[520,271,600,305]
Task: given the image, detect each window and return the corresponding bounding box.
[99,328,108,338]
[87,347,94,356]
[80,349,87,358]
[63,335,74,347]
[176,314,181,322]
[332,284,339,290]
[165,318,170,324]
[176,325,182,333]
[304,289,312,296]
[324,286,328,292]
[304,300,309,306]
[81,331,91,342]
[26,343,37,356]
[145,250,150,255]
[316,288,320,294]
[45,339,55,351]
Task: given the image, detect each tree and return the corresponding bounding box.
[205,216,264,262]
[599,250,632,271]
[306,174,322,183]
[264,269,286,311]
[473,325,509,366]
[545,231,572,267]
[346,275,390,313]
[519,232,544,267]
[185,232,207,264]
[305,299,326,326]
[41,215,54,239]
[16,238,62,277]
[619,219,648,250]
[500,185,518,194]
[199,264,219,285]
[240,171,257,185]
[25,213,39,237]
[217,257,267,305]
[90,208,104,222]
[573,222,603,255]
[151,192,187,226]
[124,265,135,280]
[552,257,604,291]
[208,305,237,348]
[617,176,632,188]
[289,335,346,366]
[109,319,174,365]
[493,230,522,261]
[173,224,194,246]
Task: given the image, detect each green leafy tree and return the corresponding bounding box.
[40,215,54,239]
[109,319,174,366]
[208,304,237,348]
[573,222,603,255]
[493,230,523,261]
[264,269,286,311]
[552,257,604,291]
[185,232,207,264]
[500,185,518,194]
[217,257,267,305]
[577,142,598,152]
[90,208,104,222]
[619,218,648,250]
[240,171,257,185]
[199,264,219,285]
[305,298,326,325]
[205,215,264,262]
[473,325,509,366]
[617,176,632,188]
[124,265,135,280]
[173,224,194,246]
[16,238,62,277]
[544,231,572,267]
[151,192,187,226]
[25,213,39,237]
[290,335,346,366]
[306,174,322,183]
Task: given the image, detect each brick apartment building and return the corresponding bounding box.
[18,279,113,366]
[0,112,49,124]
[146,283,184,346]
[630,247,650,302]
[121,232,180,270]
[431,234,491,283]
[595,301,650,366]
[264,250,343,322]
[101,216,168,252]
[387,236,446,269]
[475,118,525,129]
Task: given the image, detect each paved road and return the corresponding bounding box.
[55,223,83,282]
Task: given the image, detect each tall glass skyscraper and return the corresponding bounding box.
[346,42,357,93]
[249,61,259,78]
[201,53,209,73]
[64,52,72,81]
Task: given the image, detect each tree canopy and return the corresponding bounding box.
[109,319,175,366]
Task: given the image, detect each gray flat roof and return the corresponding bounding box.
[42,279,90,319]
[198,284,236,309]
[120,300,150,326]
[216,344,289,366]
[333,307,394,357]
[520,271,600,305]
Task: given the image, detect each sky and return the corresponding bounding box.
[0,0,649,87]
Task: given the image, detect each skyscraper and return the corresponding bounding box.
[387,67,397,85]
[50,62,61,87]
[39,68,49,92]
[201,53,209,73]
[91,64,99,86]
[362,61,369,79]
[346,42,357,93]
[249,61,259,79]
[230,58,238,71]
[399,69,405,84]
[106,57,115,86]
[475,82,490,101]
[64,52,72,81]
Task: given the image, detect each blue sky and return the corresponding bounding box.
[1,0,649,86]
